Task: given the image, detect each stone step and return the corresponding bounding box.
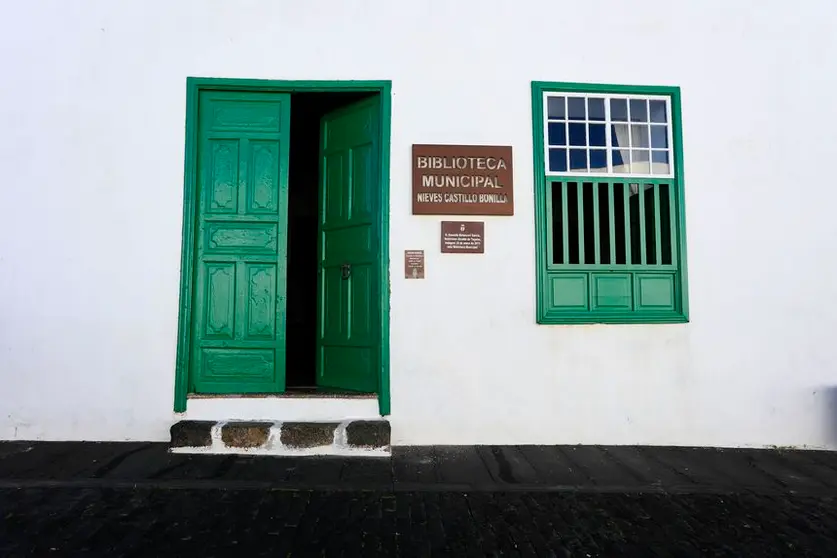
[169,419,390,456]
[182,395,380,422]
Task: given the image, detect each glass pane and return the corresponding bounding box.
[588,98,605,121]
[650,100,667,123]
[549,148,567,172]
[548,122,567,146]
[651,150,670,174]
[630,99,648,122]
[650,125,668,149]
[631,150,650,174]
[589,149,607,172]
[569,149,588,172]
[568,123,586,147]
[568,97,586,120]
[547,96,565,119]
[611,124,630,149]
[588,124,606,147]
[631,124,650,148]
[612,150,629,173]
[610,98,628,122]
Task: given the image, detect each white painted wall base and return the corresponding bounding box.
[181,397,381,422]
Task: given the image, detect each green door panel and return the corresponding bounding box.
[191,90,290,394]
[317,98,380,393]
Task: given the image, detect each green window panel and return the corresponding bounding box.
[532,82,689,324]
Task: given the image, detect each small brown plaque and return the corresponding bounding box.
[412,144,514,216]
[404,250,425,279]
[441,221,484,254]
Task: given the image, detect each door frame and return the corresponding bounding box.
[174,77,392,415]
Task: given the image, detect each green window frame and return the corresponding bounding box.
[531,81,689,324]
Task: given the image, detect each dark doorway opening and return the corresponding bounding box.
[284,92,376,390]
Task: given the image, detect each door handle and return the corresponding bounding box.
[341,263,351,280]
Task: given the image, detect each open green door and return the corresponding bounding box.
[317,98,380,393]
[190,90,290,394]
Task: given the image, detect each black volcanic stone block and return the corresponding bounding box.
[280,422,339,448]
[221,422,272,448]
[346,421,390,448]
[170,421,214,448]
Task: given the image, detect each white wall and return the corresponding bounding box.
[2,0,836,447]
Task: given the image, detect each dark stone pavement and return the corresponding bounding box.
[3,442,837,493]
[2,442,837,555]
[3,488,837,557]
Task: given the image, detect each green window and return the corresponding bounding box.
[531,82,689,324]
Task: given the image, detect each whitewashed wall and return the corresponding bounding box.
[1,0,836,447]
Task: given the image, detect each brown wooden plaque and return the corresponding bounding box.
[404,250,425,279]
[441,221,484,254]
[412,144,514,215]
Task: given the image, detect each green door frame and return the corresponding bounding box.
[174,77,392,415]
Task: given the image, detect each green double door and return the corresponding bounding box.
[190,91,380,394]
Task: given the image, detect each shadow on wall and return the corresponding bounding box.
[824,386,837,449]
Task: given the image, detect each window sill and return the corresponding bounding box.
[537,311,688,325]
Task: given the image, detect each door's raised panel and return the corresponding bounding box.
[348,264,373,341]
[635,273,676,311]
[322,153,345,225]
[204,263,236,339]
[245,264,276,339]
[549,273,589,310]
[350,143,374,220]
[324,111,373,151]
[320,266,344,339]
[247,140,280,214]
[592,273,633,311]
[319,345,376,392]
[322,224,372,264]
[201,348,275,381]
[208,140,239,213]
[209,100,283,132]
[206,222,278,254]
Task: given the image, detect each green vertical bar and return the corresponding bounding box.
[667,182,677,264]
[653,183,662,266]
[593,182,600,264]
[545,181,555,264]
[607,182,616,264]
[638,183,647,265]
[561,182,569,264]
[623,184,631,264]
[577,182,585,264]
